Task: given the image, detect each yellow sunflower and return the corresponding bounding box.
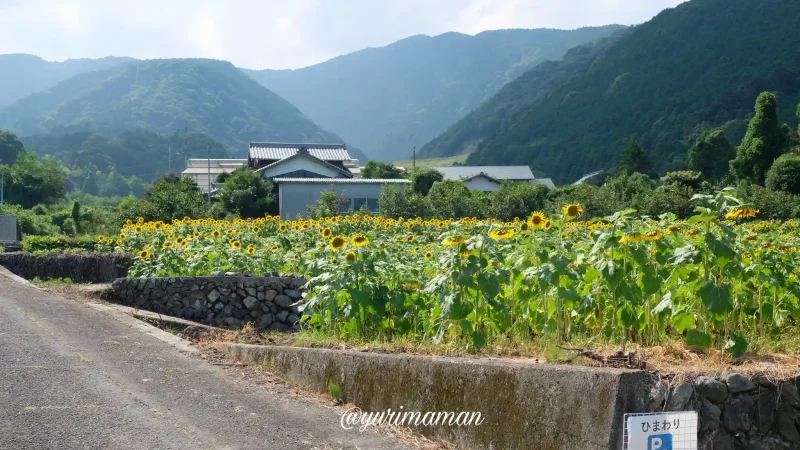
[271,245,279,252]
[252,226,261,233]
[345,251,357,262]
[442,236,466,246]
[135,226,143,233]
[321,228,332,238]
[247,245,256,255]
[330,235,348,251]
[460,250,476,258]
[424,250,434,260]
[562,204,584,218]
[352,235,369,247]
[489,228,516,240]
[119,232,127,240]
[520,222,529,231]
[139,250,150,259]
[407,235,416,242]
[137,217,144,223]
[231,240,242,249]
[212,230,221,238]
[543,219,553,230]
[98,235,105,242]
[530,211,546,229]
[280,225,288,232]
[162,242,174,249]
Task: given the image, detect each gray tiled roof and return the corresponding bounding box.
[249,142,351,161]
[273,178,410,184]
[433,166,535,181]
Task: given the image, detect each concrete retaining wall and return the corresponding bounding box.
[228,344,653,449]
[0,251,134,283]
[110,276,305,330]
[652,373,800,449]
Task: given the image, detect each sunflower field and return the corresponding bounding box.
[101,189,800,353]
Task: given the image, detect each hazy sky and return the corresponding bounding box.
[0,0,686,70]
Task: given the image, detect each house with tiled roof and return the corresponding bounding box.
[244,142,407,219]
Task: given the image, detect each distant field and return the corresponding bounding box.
[393,154,468,169]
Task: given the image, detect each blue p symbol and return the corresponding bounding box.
[649,434,672,450]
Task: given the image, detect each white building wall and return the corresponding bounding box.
[464,177,501,192]
[261,155,344,178]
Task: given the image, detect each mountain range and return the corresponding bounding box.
[0,58,345,160]
[421,0,800,183]
[244,26,624,161]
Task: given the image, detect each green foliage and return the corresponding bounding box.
[71,201,81,235]
[361,161,406,179]
[618,138,652,176]
[687,128,735,181]
[0,59,344,156]
[305,188,351,219]
[426,180,474,219]
[0,130,24,165]
[22,235,98,253]
[731,92,788,184]
[219,168,275,219]
[765,153,800,194]
[2,151,67,208]
[245,26,624,161]
[378,185,430,218]
[424,0,800,183]
[661,171,704,190]
[408,168,443,196]
[489,182,549,221]
[117,174,209,223]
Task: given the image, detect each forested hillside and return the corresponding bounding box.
[0,59,345,157]
[245,26,624,161]
[0,54,131,106]
[421,0,800,184]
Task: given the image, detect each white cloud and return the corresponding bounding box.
[0,0,687,69]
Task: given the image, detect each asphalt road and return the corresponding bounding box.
[0,273,407,450]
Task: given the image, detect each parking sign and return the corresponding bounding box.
[623,412,697,450]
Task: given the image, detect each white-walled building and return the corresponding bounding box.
[182,159,247,194]
[432,166,555,191]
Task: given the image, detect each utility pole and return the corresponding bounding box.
[1,169,4,205]
[207,143,212,207]
[410,133,419,171]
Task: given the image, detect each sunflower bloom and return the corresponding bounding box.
[247,245,256,255]
[231,240,242,249]
[543,219,553,230]
[425,250,434,260]
[442,236,466,246]
[212,230,221,238]
[460,250,476,258]
[162,242,174,249]
[345,251,357,262]
[321,228,332,238]
[352,235,369,247]
[330,235,348,251]
[252,227,261,233]
[489,228,516,240]
[725,207,759,220]
[562,204,584,218]
[530,211,546,229]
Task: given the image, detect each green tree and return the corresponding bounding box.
[730,92,787,184]
[618,138,652,176]
[489,182,549,221]
[378,184,429,218]
[305,187,350,218]
[219,168,275,218]
[118,174,208,223]
[3,151,67,208]
[409,168,443,195]
[661,171,704,190]
[687,129,735,181]
[426,180,474,218]
[0,130,24,165]
[361,161,406,179]
[765,153,800,194]
[71,201,82,235]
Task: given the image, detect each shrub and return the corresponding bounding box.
[765,153,800,194]
[22,235,98,253]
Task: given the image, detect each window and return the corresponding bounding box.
[353,198,379,212]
